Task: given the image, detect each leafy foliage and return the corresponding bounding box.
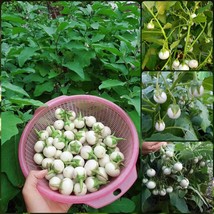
[142,71,213,141]
[142,1,213,70]
[1,1,140,213]
[141,142,213,213]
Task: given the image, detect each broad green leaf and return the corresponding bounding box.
[142,115,152,133]
[1,173,20,213]
[12,27,28,35]
[100,92,117,103]
[57,22,69,32]
[1,14,26,24]
[174,115,198,141]
[100,197,135,213]
[9,97,44,107]
[142,47,157,70]
[189,186,209,208]
[141,188,151,210]
[142,32,164,45]
[91,34,105,43]
[146,133,184,141]
[99,79,126,90]
[170,40,180,50]
[197,3,212,13]
[74,50,96,68]
[34,81,54,97]
[11,68,35,75]
[63,61,84,79]
[35,63,51,77]
[18,47,38,67]
[169,192,190,213]
[195,100,211,132]
[1,42,10,56]
[143,1,155,9]
[121,95,140,116]
[39,24,56,37]
[93,44,123,56]
[156,1,176,15]
[128,110,140,135]
[102,62,128,75]
[1,112,23,144]
[163,23,172,29]
[203,76,213,91]
[194,15,206,23]
[2,135,25,187]
[91,22,99,29]
[2,81,29,97]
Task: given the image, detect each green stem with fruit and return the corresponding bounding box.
[143,2,168,49]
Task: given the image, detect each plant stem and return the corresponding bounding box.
[170,72,185,91]
[142,97,156,107]
[197,47,213,70]
[143,3,168,49]
[142,107,156,113]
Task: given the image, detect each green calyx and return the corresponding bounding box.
[169,104,180,114]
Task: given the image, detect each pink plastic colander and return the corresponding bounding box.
[19,95,139,208]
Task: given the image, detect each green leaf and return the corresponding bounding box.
[146,133,184,141]
[63,61,84,79]
[170,40,180,50]
[203,76,213,91]
[143,1,155,9]
[121,95,140,116]
[163,23,172,29]
[195,100,211,132]
[174,115,198,140]
[2,81,29,97]
[57,22,69,32]
[2,135,25,187]
[39,24,56,37]
[194,15,206,23]
[34,81,54,97]
[156,1,177,15]
[91,22,99,29]
[9,98,44,107]
[1,173,20,213]
[101,61,128,75]
[100,197,135,213]
[92,34,105,43]
[99,79,126,90]
[1,112,23,144]
[11,68,35,75]
[169,191,190,213]
[141,187,151,210]
[18,47,38,67]
[128,110,140,135]
[12,27,28,35]
[188,186,209,208]
[1,14,26,24]
[93,44,123,56]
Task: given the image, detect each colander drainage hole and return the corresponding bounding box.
[113,189,121,196]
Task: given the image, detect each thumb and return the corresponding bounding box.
[151,142,167,152]
[25,170,48,189]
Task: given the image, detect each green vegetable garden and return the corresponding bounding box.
[1,1,213,214]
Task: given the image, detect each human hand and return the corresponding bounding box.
[142,141,167,155]
[22,170,71,213]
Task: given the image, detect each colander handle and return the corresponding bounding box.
[34,95,69,115]
[86,166,137,208]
